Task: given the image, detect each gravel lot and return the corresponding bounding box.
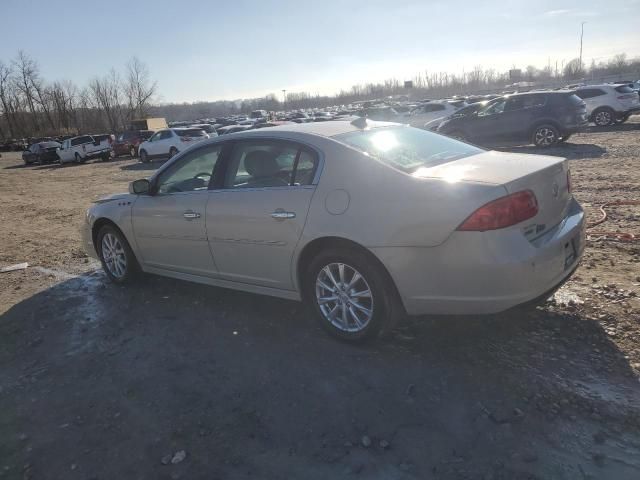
[1,122,639,479]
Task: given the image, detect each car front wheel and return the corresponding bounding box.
[130,146,137,157]
[305,248,400,342]
[139,149,149,163]
[97,225,138,283]
[168,147,178,158]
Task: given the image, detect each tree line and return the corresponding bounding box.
[1,51,638,140]
[0,51,156,140]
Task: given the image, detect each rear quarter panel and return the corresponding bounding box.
[299,137,508,249]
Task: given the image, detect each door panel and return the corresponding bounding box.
[132,191,216,276]
[206,187,315,289]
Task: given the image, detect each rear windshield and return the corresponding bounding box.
[39,142,60,148]
[615,85,635,94]
[334,126,484,173]
[175,129,206,137]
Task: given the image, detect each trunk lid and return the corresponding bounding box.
[414,151,571,238]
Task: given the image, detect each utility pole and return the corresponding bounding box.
[282,89,286,108]
[579,22,586,74]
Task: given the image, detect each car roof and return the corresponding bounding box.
[254,120,399,138]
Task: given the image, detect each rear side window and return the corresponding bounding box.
[335,126,483,174]
[224,140,319,189]
[576,89,605,99]
[615,85,635,94]
[566,94,585,106]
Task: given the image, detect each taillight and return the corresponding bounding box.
[567,169,572,194]
[457,190,538,232]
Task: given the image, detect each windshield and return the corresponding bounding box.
[334,126,484,173]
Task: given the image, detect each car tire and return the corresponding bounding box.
[303,248,402,342]
[532,124,560,147]
[130,146,137,158]
[74,152,84,163]
[97,224,139,284]
[109,150,116,159]
[37,154,44,166]
[168,147,178,158]
[592,107,615,127]
[139,149,149,163]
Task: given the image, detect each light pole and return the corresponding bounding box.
[579,22,586,74]
[282,89,286,109]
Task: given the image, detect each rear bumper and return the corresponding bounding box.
[372,197,586,315]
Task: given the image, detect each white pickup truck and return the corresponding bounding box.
[58,134,113,164]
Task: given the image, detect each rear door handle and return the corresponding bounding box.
[271,210,296,219]
[183,210,201,219]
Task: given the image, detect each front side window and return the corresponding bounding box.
[155,145,222,194]
[478,98,506,116]
[225,141,318,189]
[334,126,483,174]
[159,130,173,140]
[149,132,161,142]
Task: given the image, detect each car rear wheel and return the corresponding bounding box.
[139,149,149,163]
[532,124,559,147]
[168,147,178,158]
[109,150,116,159]
[593,108,615,127]
[304,248,400,342]
[97,225,138,284]
[129,146,136,157]
[74,152,84,163]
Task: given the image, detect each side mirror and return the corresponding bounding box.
[129,179,151,195]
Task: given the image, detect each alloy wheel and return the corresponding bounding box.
[534,127,557,146]
[315,263,374,333]
[101,233,127,279]
[594,110,612,126]
[130,146,136,157]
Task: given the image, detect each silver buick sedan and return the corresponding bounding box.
[82,120,585,341]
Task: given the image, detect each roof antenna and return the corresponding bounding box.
[351,116,368,129]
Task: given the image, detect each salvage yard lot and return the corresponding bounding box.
[1,122,639,479]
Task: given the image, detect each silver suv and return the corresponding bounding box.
[574,84,640,126]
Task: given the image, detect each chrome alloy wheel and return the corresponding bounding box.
[534,127,557,146]
[315,263,374,332]
[101,233,127,278]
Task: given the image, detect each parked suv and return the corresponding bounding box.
[58,135,113,164]
[112,130,154,158]
[437,91,588,147]
[573,84,640,126]
[137,128,209,163]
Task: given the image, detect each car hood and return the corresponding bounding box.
[93,193,130,204]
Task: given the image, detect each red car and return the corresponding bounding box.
[112,130,154,158]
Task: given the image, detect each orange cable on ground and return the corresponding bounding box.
[586,200,640,242]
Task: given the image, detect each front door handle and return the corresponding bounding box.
[183,210,201,219]
[271,210,296,219]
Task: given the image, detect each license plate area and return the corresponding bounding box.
[564,237,577,270]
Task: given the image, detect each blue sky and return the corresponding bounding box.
[1,0,638,103]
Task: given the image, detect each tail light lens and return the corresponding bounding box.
[457,190,538,232]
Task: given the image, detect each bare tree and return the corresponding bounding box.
[125,57,157,122]
[0,61,17,137]
[13,51,41,132]
[89,69,124,132]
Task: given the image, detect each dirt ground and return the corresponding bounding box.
[1,121,639,479]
